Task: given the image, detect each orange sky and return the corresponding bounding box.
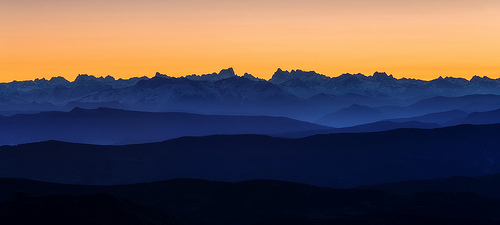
[1,0,499,82]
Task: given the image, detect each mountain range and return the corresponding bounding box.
[3,68,500,224]
[4,105,500,146]
[3,68,500,124]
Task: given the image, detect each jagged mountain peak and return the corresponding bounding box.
[268,68,287,83]
[470,75,494,82]
[219,67,236,76]
[269,69,329,84]
[34,78,48,82]
[104,75,115,81]
[373,71,389,76]
[334,73,364,84]
[185,67,237,81]
[154,72,172,79]
[336,73,360,79]
[48,76,70,85]
[443,76,468,82]
[372,71,393,79]
[74,74,97,82]
[74,74,117,84]
[4,68,500,117]
[243,73,264,81]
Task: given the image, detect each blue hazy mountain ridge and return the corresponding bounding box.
[276,120,441,138]
[2,107,461,145]
[315,104,387,127]
[386,110,469,124]
[184,67,238,81]
[405,94,500,115]
[1,124,500,187]
[0,107,330,146]
[72,72,315,120]
[315,96,500,127]
[267,106,500,139]
[444,108,500,126]
[268,69,500,99]
[3,68,500,124]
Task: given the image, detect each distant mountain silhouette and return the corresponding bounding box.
[316,104,387,127]
[269,69,500,99]
[306,92,402,108]
[0,107,329,145]
[335,120,440,133]
[3,69,500,123]
[1,177,500,225]
[387,110,468,125]
[386,107,500,128]
[445,108,500,126]
[276,121,440,138]
[406,94,500,115]
[353,94,500,122]
[185,67,237,81]
[2,124,500,187]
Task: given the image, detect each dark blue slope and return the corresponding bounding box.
[1,124,500,188]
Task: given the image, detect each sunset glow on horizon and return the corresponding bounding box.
[1,0,499,83]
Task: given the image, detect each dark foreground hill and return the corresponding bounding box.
[360,173,500,199]
[0,107,329,145]
[0,193,183,225]
[1,124,500,187]
[1,178,500,225]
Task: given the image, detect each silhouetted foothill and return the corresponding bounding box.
[1,177,500,225]
[1,124,500,187]
[0,193,183,225]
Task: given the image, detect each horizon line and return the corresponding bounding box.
[1,68,497,84]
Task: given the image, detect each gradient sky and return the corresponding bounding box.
[1,0,499,82]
